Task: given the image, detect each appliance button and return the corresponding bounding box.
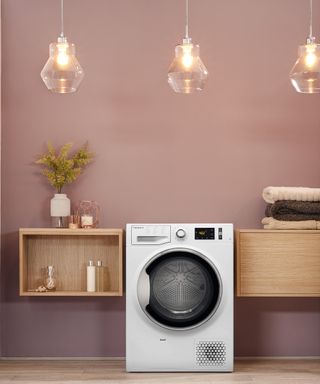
[176,229,186,239]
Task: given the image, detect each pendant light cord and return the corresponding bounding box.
[185,0,189,39]
[309,0,313,38]
[60,0,64,38]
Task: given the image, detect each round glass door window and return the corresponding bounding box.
[137,249,222,330]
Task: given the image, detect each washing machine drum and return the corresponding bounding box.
[137,250,222,330]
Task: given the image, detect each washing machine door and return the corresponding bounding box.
[137,248,222,330]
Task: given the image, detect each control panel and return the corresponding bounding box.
[195,227,215,240]
[128,224,232,245]
[194,227,223,240]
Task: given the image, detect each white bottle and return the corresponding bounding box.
[87,260,96,292]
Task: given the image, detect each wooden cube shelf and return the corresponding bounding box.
[19,228,123,296]
[236,229,320,297]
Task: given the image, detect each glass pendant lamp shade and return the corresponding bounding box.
[168,40,208,93]
[290,0,320,93]
[41,37,84,93]
[290,41,320,93]
[168,0,208,94]
[41,0,84,93]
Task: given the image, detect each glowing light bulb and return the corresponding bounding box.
[56,44,69,66]
[182,46,193,69]
[305,45,317,68]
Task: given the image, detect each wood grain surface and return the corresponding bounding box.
[236,230,320,297]
[19,228,123,297]
[0,359,319,383]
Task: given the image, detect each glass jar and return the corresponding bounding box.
[45,265,56,291]
[76,200,100,228]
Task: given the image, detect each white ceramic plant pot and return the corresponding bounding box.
[50,194,70,228]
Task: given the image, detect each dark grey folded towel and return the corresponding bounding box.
[265,200,320,221]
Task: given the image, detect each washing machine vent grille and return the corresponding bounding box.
[196,341,226,366]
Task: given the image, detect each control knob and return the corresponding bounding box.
[176,228,186,239]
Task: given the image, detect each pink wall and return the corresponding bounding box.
[1,0,320,357]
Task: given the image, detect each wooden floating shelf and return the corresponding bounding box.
[21,291,123,297]
[19,228,123,297]
[236,229,320,297]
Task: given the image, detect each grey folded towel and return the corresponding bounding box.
[265,200,320,221]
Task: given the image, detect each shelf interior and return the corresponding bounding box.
[21,234,121,294]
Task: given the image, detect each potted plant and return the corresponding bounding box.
[36,142,93,227]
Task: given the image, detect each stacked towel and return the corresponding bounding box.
[265,200,320,221]
[262,217,320,230]
[262,186,320,229]
[262,186,320,204]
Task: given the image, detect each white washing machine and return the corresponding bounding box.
[126,223,234,372]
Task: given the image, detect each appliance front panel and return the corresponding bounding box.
[126,223,234,372]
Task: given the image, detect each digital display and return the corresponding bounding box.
[195,228,215,240]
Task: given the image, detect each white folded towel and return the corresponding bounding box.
[262,186,320,204]
[262,217,320,230]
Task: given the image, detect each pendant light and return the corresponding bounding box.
[41,0,84,93]
[290,0,320,93]
[168,0,208,94]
